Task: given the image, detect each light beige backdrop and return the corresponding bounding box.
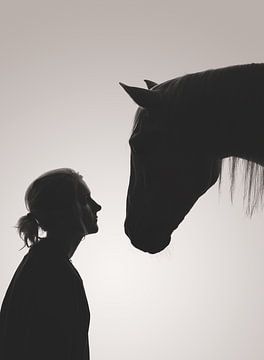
[1,1,264,359]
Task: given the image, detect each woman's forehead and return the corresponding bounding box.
[78,178,91,195]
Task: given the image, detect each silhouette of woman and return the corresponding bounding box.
[0,168,101,360]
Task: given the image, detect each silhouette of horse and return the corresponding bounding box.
[120,63,264,254]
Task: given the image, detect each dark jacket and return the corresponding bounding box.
[0,239,90,360]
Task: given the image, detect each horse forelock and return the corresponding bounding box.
[132,107,144,133]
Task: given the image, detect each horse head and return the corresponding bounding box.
[120,80,221,254]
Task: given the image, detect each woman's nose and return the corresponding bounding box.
[93,200,102,212]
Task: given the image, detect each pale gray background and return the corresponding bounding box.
[1,1,264,359]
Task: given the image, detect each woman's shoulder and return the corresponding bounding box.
[15,244,80,299]
[24,247,82,308]
[28,244,80,282]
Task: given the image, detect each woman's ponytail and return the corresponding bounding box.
[17,212,39,248]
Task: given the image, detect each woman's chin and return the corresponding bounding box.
[85,224,99,235]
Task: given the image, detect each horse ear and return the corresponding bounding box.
[119,82,161,108]
[144,80,157,89]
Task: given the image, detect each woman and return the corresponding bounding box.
[0,168,101,360]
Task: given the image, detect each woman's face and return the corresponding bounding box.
[77,179,102,235]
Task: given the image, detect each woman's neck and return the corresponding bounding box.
[45,232,83,259]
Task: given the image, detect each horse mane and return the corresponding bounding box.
[219,157,264,216]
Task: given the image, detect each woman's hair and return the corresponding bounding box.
[17,168,84,248]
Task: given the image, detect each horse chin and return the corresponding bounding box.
[125,220,172,254]
[131,236,171,254]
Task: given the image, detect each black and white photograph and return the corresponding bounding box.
[1,1,264,359]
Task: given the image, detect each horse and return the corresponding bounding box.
[120,63,264,254]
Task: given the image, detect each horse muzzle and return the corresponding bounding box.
[124,217,172,254]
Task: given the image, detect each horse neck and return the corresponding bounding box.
[217,118,264,216]
[218,121,264,167]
